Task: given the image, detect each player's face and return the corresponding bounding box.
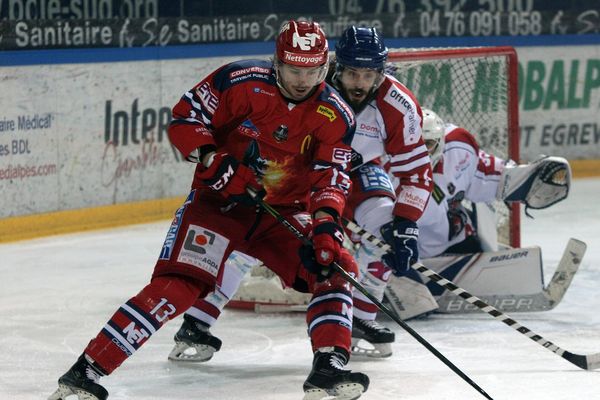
[338,67,382,108]
[277,63,327,101]
[425,139,440,157]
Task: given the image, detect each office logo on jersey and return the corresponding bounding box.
[177,225,229,277]
[272,125,288,142]
[383,85,419,145]
[332,147,352,164]
[196,82,218,114]
[317,105,337,122]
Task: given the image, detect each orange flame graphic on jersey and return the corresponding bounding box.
[261,157,295,192]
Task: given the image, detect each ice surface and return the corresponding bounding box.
[1,179,600,400]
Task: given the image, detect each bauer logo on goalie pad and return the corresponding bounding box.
[177,225,229,277]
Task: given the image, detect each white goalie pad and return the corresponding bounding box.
[424,246,544,313]
[228,264,311,311]
[497,155,572,210]
[384,246,543,317]
[383,277,439,320]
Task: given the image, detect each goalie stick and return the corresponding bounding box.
[251,194,494,400]
[343,218,600,371]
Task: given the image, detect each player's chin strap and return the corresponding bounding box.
[497,155,572,218]
[245,187,495,400]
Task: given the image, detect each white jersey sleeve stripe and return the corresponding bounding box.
[389,155,431,173]
[389,144,428,162]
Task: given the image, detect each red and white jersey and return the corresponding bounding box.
[168,59,355,217]
[417,125,506,258]
[349,75,432,222]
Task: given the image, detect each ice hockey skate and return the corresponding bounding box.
[48,354,108,400]
[303,348,369,400]
[351,317,395,358]
[168,315,223,362]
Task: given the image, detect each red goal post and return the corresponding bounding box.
[386,46,520,248]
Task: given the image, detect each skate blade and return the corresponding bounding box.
[303,383,366,400]
[351,338,392,359]
[48,383,101,400]
[168,341,216,362]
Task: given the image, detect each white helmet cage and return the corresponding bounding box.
[421,108,446,166]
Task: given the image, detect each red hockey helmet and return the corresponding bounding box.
[275,20,329,67]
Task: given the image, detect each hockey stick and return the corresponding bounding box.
[252,196,494,400]
[431,240,585,313]
[343,218,600,371]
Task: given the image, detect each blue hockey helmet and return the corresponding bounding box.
[335,26,388,70]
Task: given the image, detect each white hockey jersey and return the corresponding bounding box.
[417,124,505,258]
[348,75,432,222]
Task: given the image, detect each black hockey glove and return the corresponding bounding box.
[380,217,419,276]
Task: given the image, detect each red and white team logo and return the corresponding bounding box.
[332,148,352,163]
[292,31,320,50]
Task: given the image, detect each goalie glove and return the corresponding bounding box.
[380,217,419,276]
[497,155,571,215]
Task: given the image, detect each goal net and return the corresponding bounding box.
[387,46,520,249]
[228,46,520,311]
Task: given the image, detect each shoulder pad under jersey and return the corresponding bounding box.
[213,59,276,91]
[318,84,355,129]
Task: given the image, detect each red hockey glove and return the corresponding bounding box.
[199,152,265,206]
[299,216,344,281]
[311,216,344,266]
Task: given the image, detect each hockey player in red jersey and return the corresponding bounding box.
[331,26,433,358]
[165,26,433,362]
[48,20,369,400]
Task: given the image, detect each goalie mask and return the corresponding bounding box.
[274,20,329,101]
[421,108,446,167]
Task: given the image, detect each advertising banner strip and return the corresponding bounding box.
[1,196,184,243]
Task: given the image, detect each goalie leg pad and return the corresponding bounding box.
[384,276,439,321]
